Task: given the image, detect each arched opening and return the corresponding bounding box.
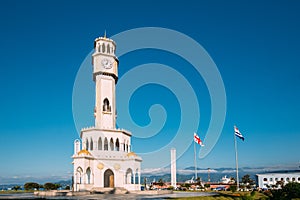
[104,169,114,188]
[76,167,83,184]
[90,138,93,151]
[110,138,114,151]
[98,45,101,53]
[102,43,105,53]
[135,169,139,184]
[126,143,129,152]
[126,168,133,184]
[86,138,89,150]
[103,98,111,112]
[107,44,110,53]
[104,137,108,151]
[98,137,102,150]
[86,167,91,184]
[115,138,120,151]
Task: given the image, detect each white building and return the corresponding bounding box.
[256,171,300,189]
[72,35,142,192]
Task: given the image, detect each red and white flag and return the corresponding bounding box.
[194,133,204,146]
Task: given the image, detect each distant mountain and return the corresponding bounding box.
[142,166,300,184]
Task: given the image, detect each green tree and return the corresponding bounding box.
[181,183,191,189]
[230,185,237,193]
[242,174,254,185]
[276,180,284,188]
[157,179,164,186]
[282,182,300,200]
[268,182,300,200]
[44,182,60,190]
[12,185,21,191]
[24,182,39,190]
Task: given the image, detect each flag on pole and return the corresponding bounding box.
[194,133,204,146]
[234,126,245,141]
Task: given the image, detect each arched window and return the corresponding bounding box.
[102,43,105,53]
[86,167,91,184]
[104,137,108,151]
[90,138,93,150]
[98,44,101,53]
[135,169,139,184]
[98,137,102,150]
[76,167,83,184]
[126,168,133,184]
[126,144,129,152]
[86,138,89,150]
[115,138,120,151]
[110,138,114,151]
[103,98,111,112]
[107,44,110,53]
[263,178,267,181]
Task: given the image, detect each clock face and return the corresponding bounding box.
[101,58,112,69]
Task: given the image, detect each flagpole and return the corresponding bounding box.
[194,140,197,180]
[234,126,239,191]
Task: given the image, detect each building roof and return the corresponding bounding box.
[127,152,138,157]
[77,149,92,156]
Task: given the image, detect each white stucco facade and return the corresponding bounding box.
[256,172,300,189]
[72,36,142,192]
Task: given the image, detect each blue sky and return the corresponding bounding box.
[0,0,300,184]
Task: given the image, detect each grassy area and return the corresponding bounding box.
[172,191,269,200]
[0,190,34,194]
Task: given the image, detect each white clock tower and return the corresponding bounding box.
[72,35,142,192]
[92,36,118,129]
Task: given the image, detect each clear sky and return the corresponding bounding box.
[0,0,300,184]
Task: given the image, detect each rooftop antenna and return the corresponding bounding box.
[104,30,107,38]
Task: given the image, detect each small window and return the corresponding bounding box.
[103,98,111,112]
[102,43,105,53]
[107,44,110,53]
[292,177,295,182]
[90,139,93,150]
[110,138,114,151]
[281,178,284,181]
[98,137,102,150]
[270,178,273,181]
[275,178,278,181]
[104,137,108,151]
[286,177,290,181]
[86,138,89,150]
[298,177,300,181]
[116,138,120,151]
[263,178,267,181]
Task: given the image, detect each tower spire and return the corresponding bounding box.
[104,30,106,38]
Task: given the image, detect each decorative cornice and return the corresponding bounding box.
[93,71,118,83]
